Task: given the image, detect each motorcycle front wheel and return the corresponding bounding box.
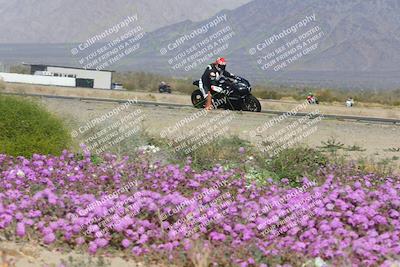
[191,89,205,109]
[243,95,261,112]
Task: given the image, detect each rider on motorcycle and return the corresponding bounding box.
[200,57,236,109]
[159,81,171,93]
[307,92,319,104]
[307,92,313,103]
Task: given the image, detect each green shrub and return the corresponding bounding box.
[183,136,251,169]
[150,135,252,170]
[253,87,283,99]
[0,95,71,157]
[114,71,193,94]
[150,130,332,186]
[264,147,328,186]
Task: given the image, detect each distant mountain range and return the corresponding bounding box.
[118,0,400,89]
[0,0,250,43]
[1,0,400,89]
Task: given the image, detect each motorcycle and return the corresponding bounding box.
[307,96,319,105]
[191,76,261,112]
[159,84,172,94]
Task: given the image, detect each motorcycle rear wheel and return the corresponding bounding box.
[191,89,205,109]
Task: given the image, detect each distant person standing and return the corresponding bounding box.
[346,97,354,107]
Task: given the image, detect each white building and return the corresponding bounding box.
[24,64,114,89]
[0,72,76,87]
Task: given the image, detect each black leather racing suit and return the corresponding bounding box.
[200,63,235,97]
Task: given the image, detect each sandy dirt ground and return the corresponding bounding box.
[39,97,400,167]
[0,241,143,267]
[3,83,400,120]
